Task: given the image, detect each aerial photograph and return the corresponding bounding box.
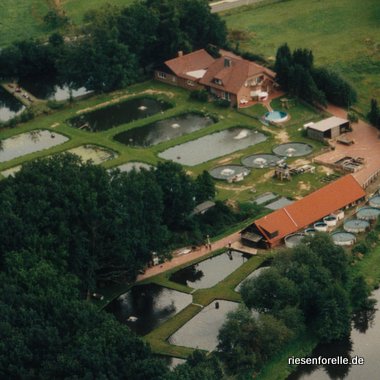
[0,0,379,379]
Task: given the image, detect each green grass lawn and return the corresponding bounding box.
[222,0,380,114]
[0,0,51,46]
[61,0,134,24]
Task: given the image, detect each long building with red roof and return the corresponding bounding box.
[242,175,366,248]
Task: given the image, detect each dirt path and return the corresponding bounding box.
[136,231,242,282]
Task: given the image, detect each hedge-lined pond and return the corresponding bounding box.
[69,97,172,132]
[0,130,69,163]
[106,284,192,335]
[168,300,239,351]
[113,113,215,147]
[0,87,25,122]
[158,127,267,166]
[170,251,250,289]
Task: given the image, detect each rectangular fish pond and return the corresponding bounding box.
[0,130,69,163]
[68,97,172,132]
[158,127,267,166]
[0,87,25,123]
[170,251,250,289]
[113,112,215,147]
[105,284,192,336]
[168,300,239,351]
[67,145,117,164]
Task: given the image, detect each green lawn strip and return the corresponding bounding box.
[255,332,318,380]
[353,243,380,288]
[144,304,202,358]
[192,254,269,305]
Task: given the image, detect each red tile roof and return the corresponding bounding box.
[164,49,215,80]
[253,175,366,246]
[199,55,276,95]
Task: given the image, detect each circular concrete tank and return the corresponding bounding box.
[323,215,337,227]
[304,227,316,235]
[357,206,380,221]
[314,221,328,232]
[369,195,380,208]
[331,232,356,246]
[285,233,305,248]
[343,219,370,233]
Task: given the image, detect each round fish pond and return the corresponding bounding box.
[369,195,380,208]
[0,130,69,163]
[263,110,289,123]
[113,113,215,147]
[105,284,192,336]
[68,97,172,132]
[272,142,313,157]
[113,162,152,173]
[0,87,25,122]
[241,153,283,168]
[68,145,117,164]
[168,300,240,351]
[356,206,380,221]
[314,222,328,232]
[304,228,316,235]
[209,165,250,181]
[170,251,250,289]
[285,233,305,248]
[331,232,356,246]
[344,219,370,233]
[158,127,267,166]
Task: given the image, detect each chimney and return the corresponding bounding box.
[224,58,232,67]
[178,51,183,57]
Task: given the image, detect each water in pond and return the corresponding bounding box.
[273,142,313,157]
[0,130,69,163]
[170,251,250,289]
[114,162,152,173]
[242,153,282,168]
[106,284,192,336]
[69,97,172,132]
[287,288,380,380]
[19,76,90,101]
[209,165,250,180]
[264,110,288,123]
[344,219,369,233]
[68,145,116,164]
[168,300,239,351]
[159,127,267,166]
[356,206,380,221]
[235,265,270,292]
[113,113,214,147]
[159,356,186,370]
[0,87,25,122]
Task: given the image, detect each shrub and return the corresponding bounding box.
[47,100,65,110]
[347,111,358,123]
[214,98,230,108]
[352,242,369,255]
[189,89,208,102]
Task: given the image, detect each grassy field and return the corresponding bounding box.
[222,0,380,114]
[0,0,133,47]
[0,0,51,46]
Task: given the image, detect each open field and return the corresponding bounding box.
[222,0,380,114]
[0,0,50,46]
[0,0,134,47]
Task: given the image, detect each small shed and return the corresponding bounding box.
[306,116,350,141]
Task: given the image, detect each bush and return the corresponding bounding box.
[214,98,230,108]
[347,111,358,123]
[352,241,369,255]
[47,100,65,110]
[189,89,208,102]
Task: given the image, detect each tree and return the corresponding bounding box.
[194,170,215,202]
[241,268,299,312]
[292,48,313,70]
[368,98,380,127]
[274,43,292,90]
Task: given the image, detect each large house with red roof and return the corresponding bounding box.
[154,49,277,107]
[241,175,366,248]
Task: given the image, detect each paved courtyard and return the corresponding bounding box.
[315,105,380,186]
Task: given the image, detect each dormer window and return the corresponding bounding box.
[213,78,222,86]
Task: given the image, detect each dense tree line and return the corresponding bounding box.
[0,0,227,92]
[217,234,370,374]
[275,44,357,107]
[0,155,235,291]
[0,154,236,378]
